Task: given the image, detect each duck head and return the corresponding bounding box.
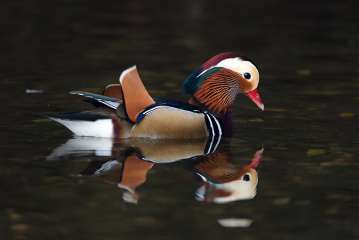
[184,52,264,114]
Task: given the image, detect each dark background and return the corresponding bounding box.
[0,1,358,239]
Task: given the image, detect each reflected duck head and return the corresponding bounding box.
[194,148,263,204]
[196,168,258,203]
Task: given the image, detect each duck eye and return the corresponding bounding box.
[243,72,251,80]
[243,174,251,182]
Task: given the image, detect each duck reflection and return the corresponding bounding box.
[192,148,262,204]
[48,137,263,204]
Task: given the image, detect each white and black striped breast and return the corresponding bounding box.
[203,112,222,154]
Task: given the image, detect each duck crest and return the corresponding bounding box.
[183,52,238,95]
[201,52,238,70]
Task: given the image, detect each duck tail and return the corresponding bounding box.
[48,112,124,138]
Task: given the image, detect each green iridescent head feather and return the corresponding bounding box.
[183,67,223,95]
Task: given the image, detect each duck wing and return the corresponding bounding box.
[70,91,122,110]
[119,66,155,123]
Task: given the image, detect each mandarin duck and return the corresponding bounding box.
[49,52,264,140]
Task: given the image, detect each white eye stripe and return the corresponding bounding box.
[212,57,259,90]
[216,59,258,76]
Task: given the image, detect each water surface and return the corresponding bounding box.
[1,0,358,239]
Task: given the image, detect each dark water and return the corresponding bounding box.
[1,0,359,239]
